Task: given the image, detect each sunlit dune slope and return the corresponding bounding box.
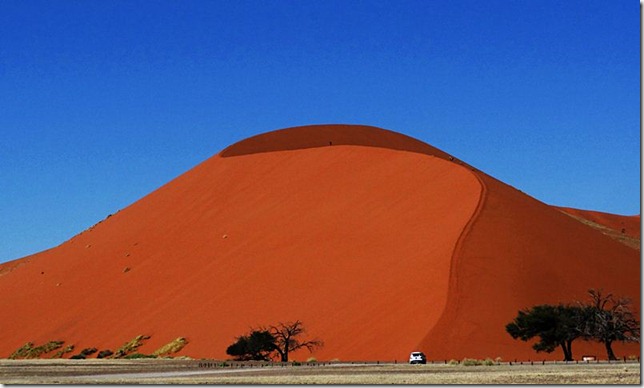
[0,125,480,361]
[0,124,639,361]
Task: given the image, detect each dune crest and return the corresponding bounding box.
[220,124,454,160]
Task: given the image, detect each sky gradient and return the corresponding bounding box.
[0,0,640,263]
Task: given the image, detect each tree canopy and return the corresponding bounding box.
[506,289,640,361]
[226,320,323,362]
[506,304,587,361]
[225,330,276,361]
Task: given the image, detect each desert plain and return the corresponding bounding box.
[0,359,640,384]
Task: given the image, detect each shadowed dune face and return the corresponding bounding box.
[0,124,639,362]
[420,173,641,360]
[220,124,455,160]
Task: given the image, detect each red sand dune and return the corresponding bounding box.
[0,124,639,361]
[557,206,640,239]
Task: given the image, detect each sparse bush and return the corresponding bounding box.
[495,356,503,364]
[483,358,495,366]
[52,345,74,359]
[462,358,483,366]
[113,335,151,358]
[153,337,188,357]
[80,348,97,357]
[70,354,86,359]
[448,359,459,365]
[9,343,34,359]
[292,361,302,366]
[97,350,114,359]
[306,357,317,363]
[124,353,157,359]
[9,341,65,359]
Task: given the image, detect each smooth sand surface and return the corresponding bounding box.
[0,125,639,361]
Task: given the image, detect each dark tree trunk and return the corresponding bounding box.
[560,341,573,361]
[605,340,617,360]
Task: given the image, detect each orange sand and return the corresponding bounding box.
[557,206,640,239]
[0,125,639,362]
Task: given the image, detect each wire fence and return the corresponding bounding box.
[195,357,640,369]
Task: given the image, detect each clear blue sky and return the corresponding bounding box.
[0,0,639,263]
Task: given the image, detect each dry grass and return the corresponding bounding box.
[0,359,639,384]
[561,211,640,250]
[112,335,150,358]
[51,345,75,359]
[153,337,188,357]
[8,341,64,359]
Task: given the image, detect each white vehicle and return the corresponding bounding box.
[409,351,427,364]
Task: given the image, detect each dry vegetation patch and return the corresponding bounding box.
[561,211,640,249]
[153,337,188,357]
[112,335,150,358]
[9,341,65,359]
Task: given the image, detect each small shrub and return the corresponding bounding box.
[483,358,495,366]
[80,348,97,357]
[448,359,459,365]
[97,350,114,359]
[9,343,34,359]
[462,358,483,366]
[306,357,317,363]
[70,354,86,360]
[124,353,157,359]
[113,335,151,358]
[494,356,503,364]
[9,341,65,359]
[292,361,302,366]
[31,341,65,358]
[52,345,75,359]
[153,337,188,357]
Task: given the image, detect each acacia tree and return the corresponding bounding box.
[268,320,323,362]
[580,289,640,360]
[506,304,588,361]
[226,329,276,361]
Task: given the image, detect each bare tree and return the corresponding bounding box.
[582,289,640,360]
[268,320,323,362]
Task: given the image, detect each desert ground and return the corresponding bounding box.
[0,359,640,384]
